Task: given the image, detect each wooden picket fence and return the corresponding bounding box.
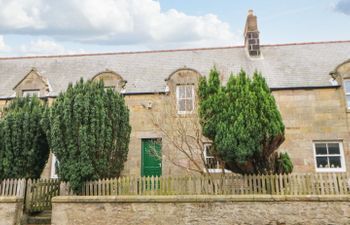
[0,178,26,197]
[25,179,60,213]
[2,173,349,213]
[59,173,350,196]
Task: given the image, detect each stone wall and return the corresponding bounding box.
[0,197,24,225]
[124,87,350,176]
[3,85,350,178]
[52,195,350,225]
[273,87,350,173]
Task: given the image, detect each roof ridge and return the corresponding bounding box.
[261,40,350,47]
[0,40,349,60]
[0,45,245,60]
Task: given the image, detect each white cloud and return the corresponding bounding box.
[0,35,10,52]
[0,0,45,29]
[0,0,239,47]
[19,39,65,55]
[19,39,85,56]
[0,35,6,50]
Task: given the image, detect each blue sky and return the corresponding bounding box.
[161,0,350,43]
[0,0,349,56]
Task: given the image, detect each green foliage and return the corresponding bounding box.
[199,68,291,174]
[0,96,49,179]
[42,79,131,192]
[275,152,293,174]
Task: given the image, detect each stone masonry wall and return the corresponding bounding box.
[51,195,350,225]
[273,88,350,173]
[2,85,350,178]
[123,87,350,176]
[0,197,24,225]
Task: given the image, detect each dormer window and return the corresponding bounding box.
[104,86,116,91]
[166,68,202,115]
[344,80,350,109]
[13,68,49,97]
[176,84,194,114]
[92,70,126,93]
[22,89,40,97]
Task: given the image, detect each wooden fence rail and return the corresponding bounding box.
[59,173,350,196]
[0,178,26,197]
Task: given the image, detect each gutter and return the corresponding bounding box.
[0,85,340,100]
[270,85,340,91]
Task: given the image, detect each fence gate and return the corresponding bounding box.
[25,179,60,213]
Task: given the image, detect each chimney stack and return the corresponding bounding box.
[244,10,260,57]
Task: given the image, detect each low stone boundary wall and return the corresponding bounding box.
[0,197,24,225]
[51,195,350,225]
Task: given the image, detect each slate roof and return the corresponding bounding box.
[0,40,349,98]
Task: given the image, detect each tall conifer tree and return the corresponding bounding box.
[0,96,49,179]
[42,79,131,192]
[199,68,292,174]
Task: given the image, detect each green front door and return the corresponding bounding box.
[141,139,162,177]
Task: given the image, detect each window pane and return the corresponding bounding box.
[178,99,186,111]
[328,143,340,154]
[345,80,350,93]
[23,90,40,97]
[205,145,213,157]
[206,157,219,169]
[315,143,327,155]
[186,86,193,97]
[329,156,342,168]
[316,157,328,168]
[185,99,193,111]
[178,86,186,98]
[347,95,350,108]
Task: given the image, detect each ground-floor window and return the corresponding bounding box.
[203,143,219,169]
[50,154,59,178]
[203,143,231,173]
[313,141,346,172]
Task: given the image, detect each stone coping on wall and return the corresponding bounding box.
[52,194,350,203]
[0,196,23,203]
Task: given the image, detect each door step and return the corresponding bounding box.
[25,210,51,225]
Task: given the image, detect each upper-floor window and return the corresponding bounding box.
[344,80,350,109]
[22,90,40,97]
[313,141,346,172]
[14,69,49,97]
[176,84,194,114]
[92,71,125,93]
[104,85,116,91]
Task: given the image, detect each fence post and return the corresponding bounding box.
[25,179,32,213]
[19,178,26,198]
[59,181,70,196]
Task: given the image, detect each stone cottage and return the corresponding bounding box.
[0,11,349,178]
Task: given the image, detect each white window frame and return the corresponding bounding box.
[176,84,195,114]
[313,141,346,173]
[22,89,40,97]
[203,143,231,173]
[104,85,116,91]
[50,154,59,179]
[344,80,350,109]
